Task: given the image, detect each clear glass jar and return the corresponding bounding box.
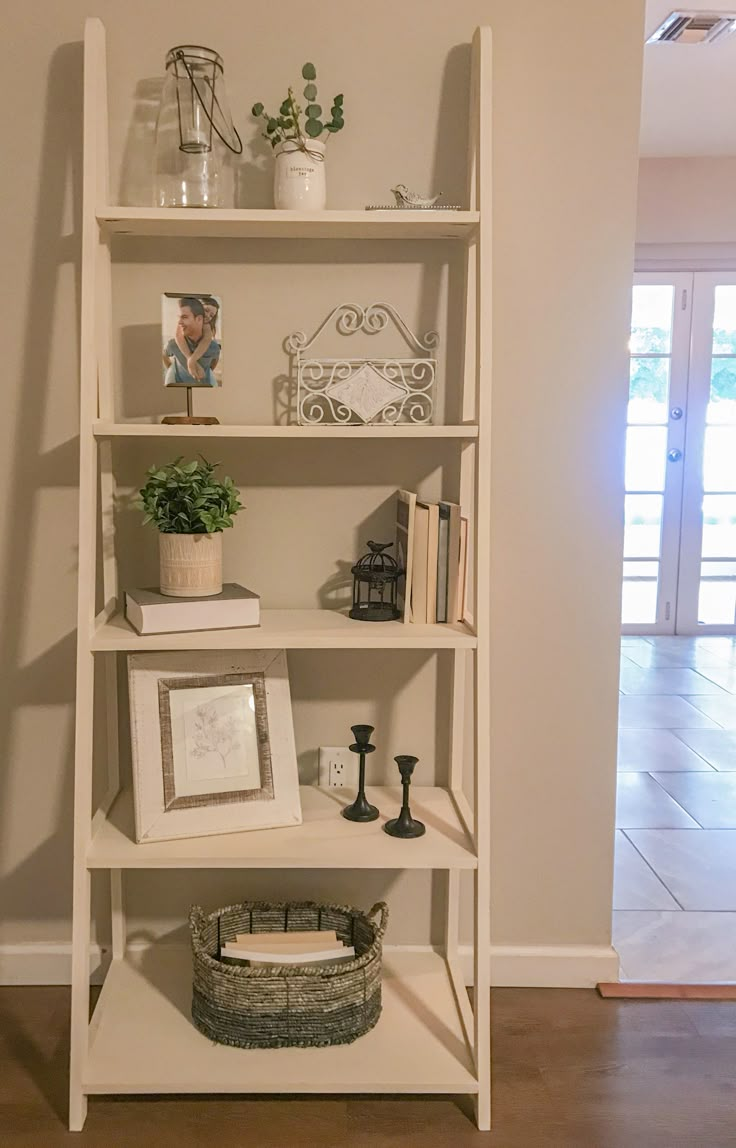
[153,46,240,208]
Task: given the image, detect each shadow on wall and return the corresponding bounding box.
[0,42,84,937]
[0,33,472,954]
[119,323,183,421]
[429,42,471,427]
[119,77,164,207]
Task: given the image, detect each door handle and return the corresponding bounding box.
[671,407,683,420]
[667,448,683,462]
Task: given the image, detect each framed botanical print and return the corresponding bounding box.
[127,650,301,842]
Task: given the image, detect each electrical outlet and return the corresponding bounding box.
[318,747,358,789]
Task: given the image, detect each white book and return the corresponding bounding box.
[228,935,339,954]
[247,952,355,969]
[411,504,430,623]
[221,942,355,965]
[440,502,462,626]
[436,504,450,623]
[455,517,469,623]
[418,502,440,624]
[395,490,417,623]
[234,931,339,948]
[125,583,260,634]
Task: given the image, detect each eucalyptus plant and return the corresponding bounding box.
[252,63,344,149]
[137,457,242,535]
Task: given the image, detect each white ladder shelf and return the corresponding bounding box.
[70,17,492,1131]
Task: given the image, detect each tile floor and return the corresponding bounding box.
[614,635,736,982]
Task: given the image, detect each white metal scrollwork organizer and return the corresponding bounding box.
[286,302,438,425]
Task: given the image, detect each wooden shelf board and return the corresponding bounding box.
[86,787,477,870]
[83,947,478,1095]
[90,610,478,652]
[93,421,479,440]
[97,206,480,240]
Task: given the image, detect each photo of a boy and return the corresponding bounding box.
[162,295,222,388]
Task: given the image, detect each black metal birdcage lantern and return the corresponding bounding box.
[349,541,403,622]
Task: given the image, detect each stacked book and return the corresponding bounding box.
[395,490,468,625]
[125,583,260,635]
[219,930,355,968]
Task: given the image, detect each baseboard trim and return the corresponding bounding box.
[485,943,620,988]
[0,944,108,985]
[455,943,620,988]
[2,941,620,990]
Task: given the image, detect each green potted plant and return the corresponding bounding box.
[137,457,242,597]
[252,63,344,210]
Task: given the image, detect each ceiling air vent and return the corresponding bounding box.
[646,10,736,43]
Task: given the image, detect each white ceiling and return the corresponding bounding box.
[640,1,736,155]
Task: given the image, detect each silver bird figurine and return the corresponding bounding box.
[391,184,443,209]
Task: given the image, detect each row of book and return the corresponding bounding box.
[396,491,468,625]
[220,930,354,968]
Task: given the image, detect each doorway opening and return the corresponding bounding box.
[623,273,736,636]
[614,275,736,984]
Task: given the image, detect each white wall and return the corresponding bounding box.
[637,157,736,246]
[0,0,644,987]
[488,3,643,980]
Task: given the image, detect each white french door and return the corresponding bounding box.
[622,273,690,633]
[679,274,736,632]
[622,272,736,634]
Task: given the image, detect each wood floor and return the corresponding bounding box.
[3,986,736,1145]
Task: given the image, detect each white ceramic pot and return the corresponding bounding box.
[273,139,326,210]
[159,532,222,597]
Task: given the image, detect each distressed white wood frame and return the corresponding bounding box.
[128,650,301,842]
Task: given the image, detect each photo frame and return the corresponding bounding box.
[162,292,223,388]
[127,650,301,842]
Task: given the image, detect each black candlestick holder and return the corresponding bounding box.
[383,755,425,838]
[341,724,380,823]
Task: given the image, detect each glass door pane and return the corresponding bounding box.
[699,290,736,625]
[621,277,690,631]
[679,276,736,633]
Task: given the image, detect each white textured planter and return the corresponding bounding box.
[274,140,326,210]
[159,532,222,598]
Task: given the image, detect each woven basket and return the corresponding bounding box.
[189,899,388,1049]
